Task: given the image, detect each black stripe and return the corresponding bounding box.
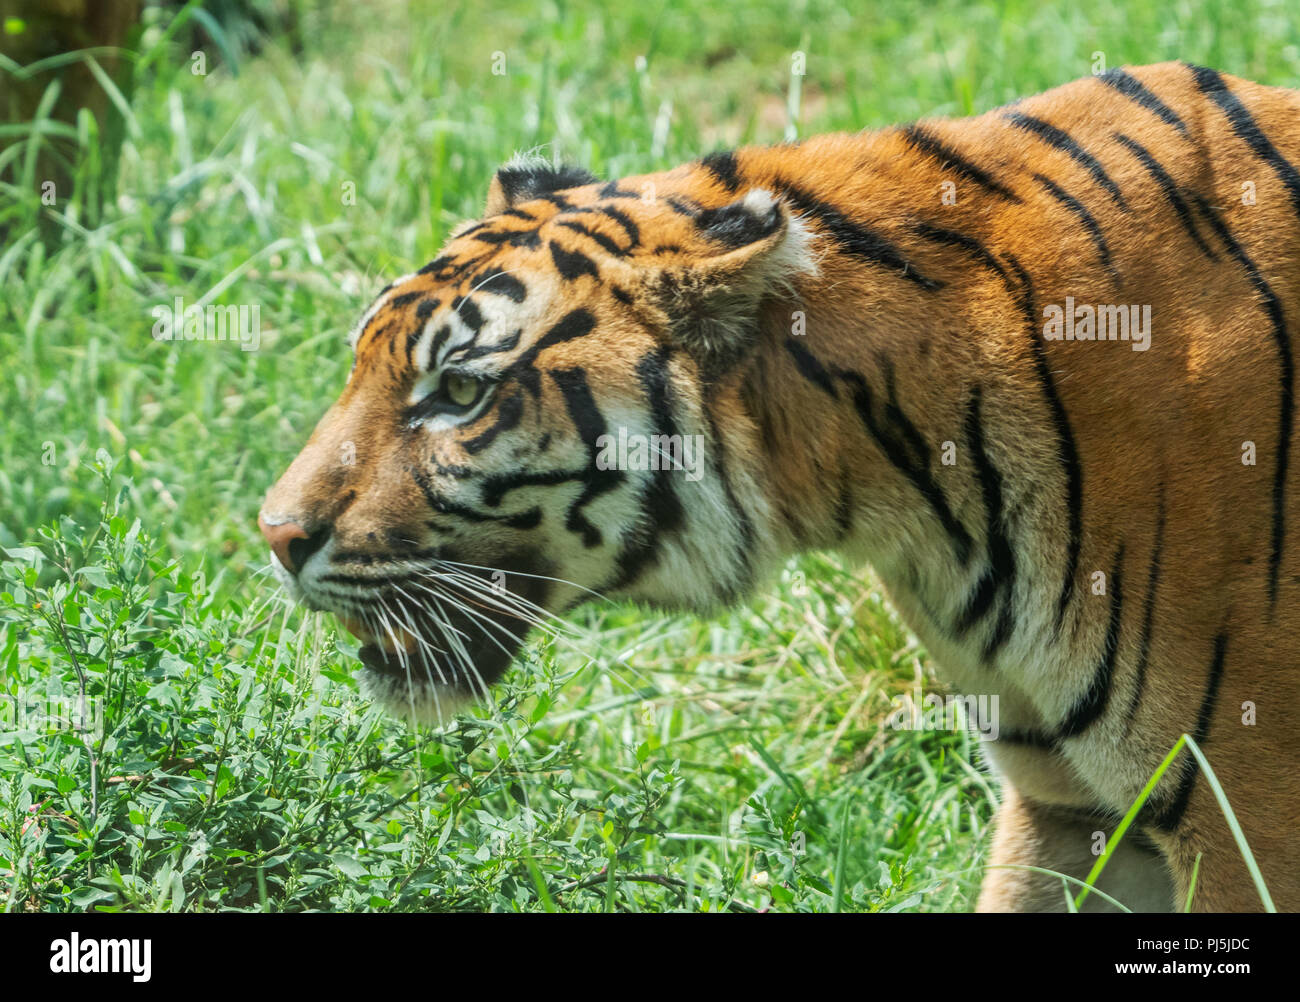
[995,727,1057,749]
[784,338,839,398]
[446,224,484,242]
[1111,133,1217,259]
[390,291,422,309]
[1097,68,1190,137]
[495,163,598,205]
[1005,112,1130,210]
[409,465,541,528]
[415,298,440,319]
[462,391,525,454]
[1031,172,1119,283]
[525,309,597,360]
[599,347,688,593]
[786,341,985,571]
[1191,194,1293,607]
[1057,545,1125,739]
[473,227,542,250]
[700,151,742,192]
[837,363,974,566]
[550,370,607,447]
[1123,492,1166,737]
[352,314,390,355]
[1149,632,1228,831]
[479,465,587,506]
[910,221,1008,281]
[1192,634,1228,744]
[449,295,484,332]
[504,309,598,399]
[448,327,522,363]
[703,400,757,600]
[1191,64,1300,223]
[555,219,625,256]
[595,205,640,248]
[769,178,945,291]
[633,347,687,536]
[1002,253,1084,629]
[419,324,452,370]
[599,181,639,200]
[957,385,1017,661]
[549,367,625,548]
[473,267,528,302]
[549,240,600,280]
[899,124,1023,203]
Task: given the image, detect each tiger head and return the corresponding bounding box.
[259,159,817,720]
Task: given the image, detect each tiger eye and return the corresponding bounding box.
[445,373,479,407]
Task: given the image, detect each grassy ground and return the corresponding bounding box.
[1,0,1297,912]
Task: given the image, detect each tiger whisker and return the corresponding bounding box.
[420,590,498,710]
[425,567,576,638]
[427,555,614,605]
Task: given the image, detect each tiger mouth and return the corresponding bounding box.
[356,634,420,679]
[335,601,526,698]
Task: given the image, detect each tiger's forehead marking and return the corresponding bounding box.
[407,269,559,373]
[349,244,569,375]
[346,201,582,362]
[346,176,730,367]
[346,271,416,351]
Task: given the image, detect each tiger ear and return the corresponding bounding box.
[485,158,600,215]
[653,189,815,375]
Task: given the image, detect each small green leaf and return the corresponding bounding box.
[332,854,367,879]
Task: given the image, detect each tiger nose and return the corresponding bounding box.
[258,516,329,576]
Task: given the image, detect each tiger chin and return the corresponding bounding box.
[261,62,1300,913]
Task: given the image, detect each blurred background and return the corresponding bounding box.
[0,0,1296,913]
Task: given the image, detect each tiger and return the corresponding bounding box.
[259,61,1300,913]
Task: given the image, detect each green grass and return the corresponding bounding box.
[1,0,1298,912]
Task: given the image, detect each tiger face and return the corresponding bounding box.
[259,161,816,719]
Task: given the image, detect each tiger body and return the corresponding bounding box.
[261,62,1300,911]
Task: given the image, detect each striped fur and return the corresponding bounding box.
[261,63,1300,912]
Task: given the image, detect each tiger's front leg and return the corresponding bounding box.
[976,785,1175,912]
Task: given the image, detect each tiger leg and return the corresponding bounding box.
[976,785,1175,912]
